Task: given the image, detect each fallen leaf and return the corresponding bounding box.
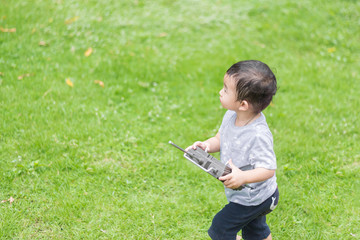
[327,47,336,53]
[100,229,106,233]
[1,197,15,204]
[158,32,168,37]
[39,41,47,46]
[94,80,104,88]
[0,72,4,76]
[66,78,74,87]
[0,27,16,33]
[84,47,93,57]
[65,16,79,24]
[18,73,33,80]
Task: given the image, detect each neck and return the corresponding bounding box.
[234,111,260,127]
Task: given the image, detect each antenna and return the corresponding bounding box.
[168,141,188,154]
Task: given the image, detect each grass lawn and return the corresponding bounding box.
[1,0,359,239]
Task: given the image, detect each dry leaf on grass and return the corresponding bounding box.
[65,16,79,24]
[84,47,93,57]
[66,78,74,87]
[18,73,33,80]
[158,32,168,37]
[1,197,15,204]
[39,41,48,46]
[94,80,104,88]
[0,27,16,33]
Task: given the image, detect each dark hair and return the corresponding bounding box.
[226,60,277,113]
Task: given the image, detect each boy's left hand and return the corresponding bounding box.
[219,159,247,189]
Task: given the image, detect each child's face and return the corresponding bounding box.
[219,74,240,110]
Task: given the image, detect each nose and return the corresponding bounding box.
[219,89,223,96]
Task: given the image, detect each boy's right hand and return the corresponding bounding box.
[186,141,210,152]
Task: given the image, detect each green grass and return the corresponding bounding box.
[1,0,359,239]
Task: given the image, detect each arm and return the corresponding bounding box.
[187,132,220,153]
[219,159,275,189]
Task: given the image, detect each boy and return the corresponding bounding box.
[188,60,279,240]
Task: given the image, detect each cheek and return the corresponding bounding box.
[221,96,229,104]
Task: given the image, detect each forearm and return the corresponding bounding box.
[204,132,220,153]
[242,168,275,184]
[219,160,276,189]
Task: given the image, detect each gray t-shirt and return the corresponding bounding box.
[219,110,277,206]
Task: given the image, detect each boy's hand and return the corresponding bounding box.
[186,141,210,152]
[219,159,247,189]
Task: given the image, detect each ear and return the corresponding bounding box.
[238,100,249,111]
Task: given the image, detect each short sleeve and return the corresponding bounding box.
[249,132,277,170]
